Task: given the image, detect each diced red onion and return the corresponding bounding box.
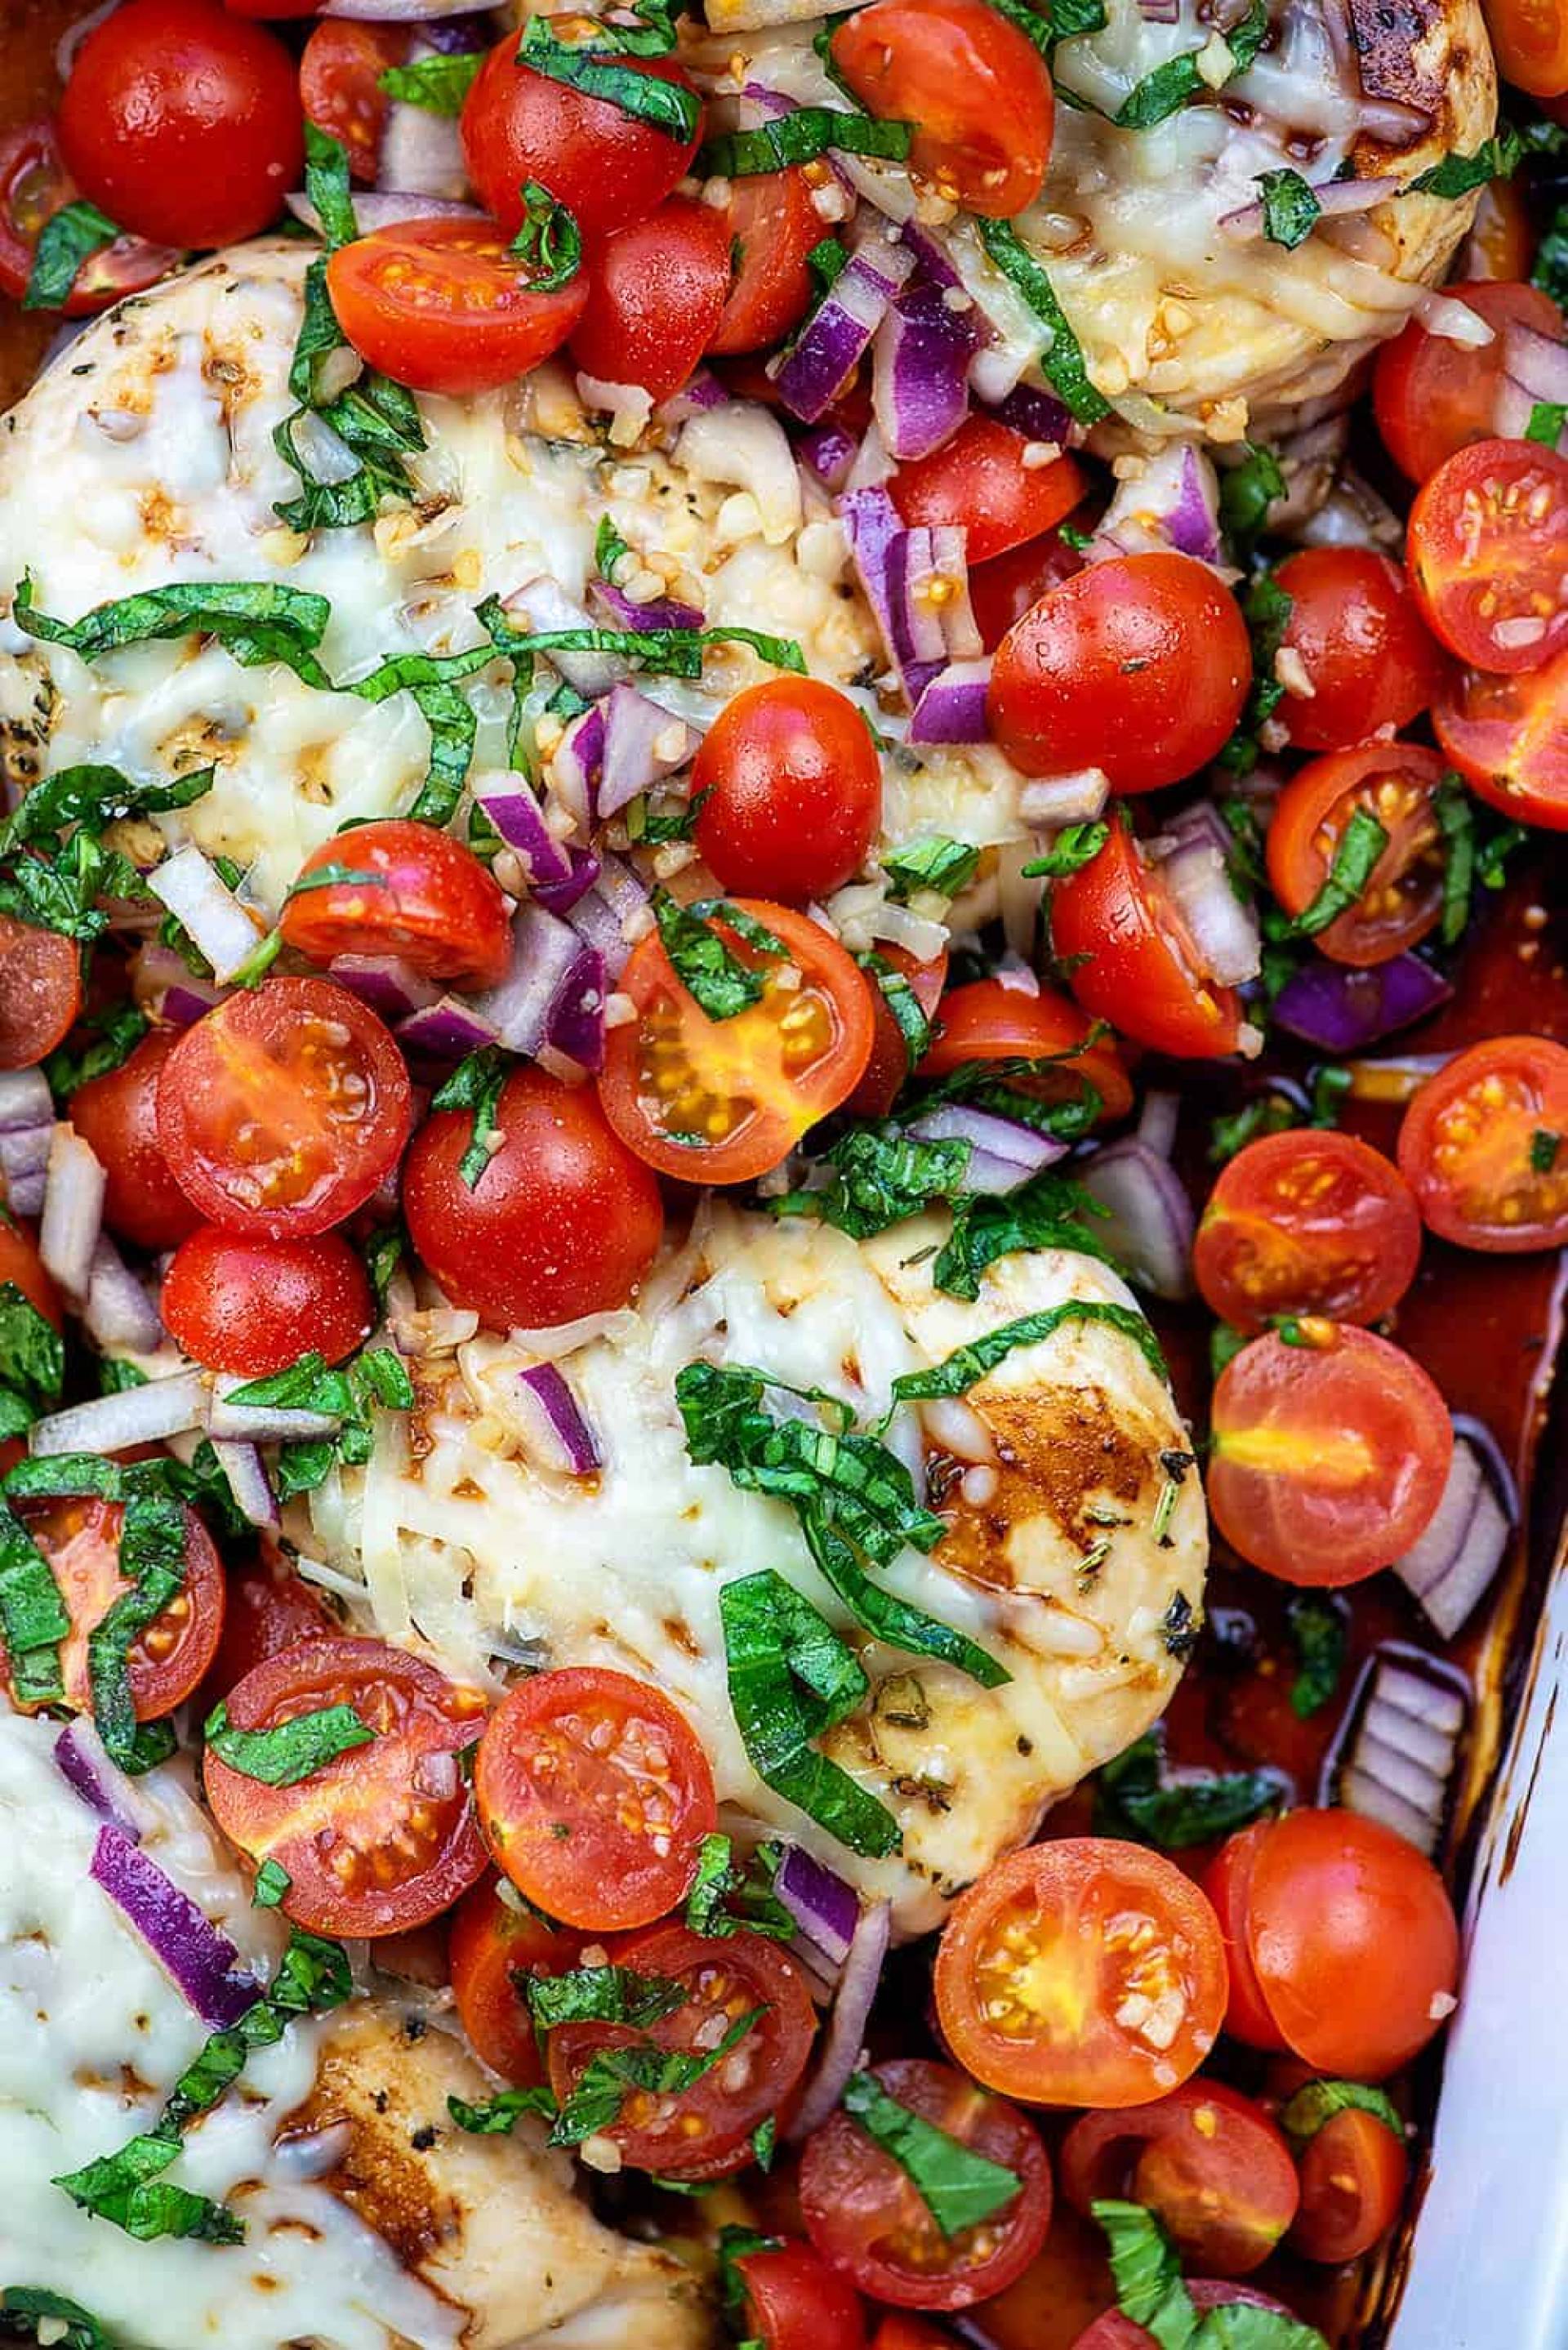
[147,845,265,986]
[323,0,492,18]
[657,367,729,424]
[908,657,992,744]
[595,684,694,820]
[503,579,624,696]
[1137,1090,1180,1160]
[872,279,976,463]
[83,1235,164,1354]
[416,12,492,49]
[926,524,982,658]
[550,702,607,832]
[163,979,231,1028]
[1325,1646,1468,1857]
[1412,288,1495,349]
[776,1842,862,1966]
[1494,320,1568,453]
[0,1124,49,1216]
[1018,769,1111,828]
[395,996,502,1063]
[1149,832,1260,988]
[534,847,603,916]
[590,577,705,635]
[841,488,940,702]
[1361,94,1437,143]
[981,382,1075,448]
[1219,174,1400,243]
[327,953,442,1023]
[774,236,915,425]
[91,1825,261,2028]
[1393,1422,1517,1640]
[210,1439,280,1532]
[378,100,467,203]
[786,1897,891,2140]
[30,1371,207,1457]
[1093,444,1224,569]
[470,773,575,895]
[56,1719,144,1837]
[474,903,585,1054]
[0,1069,51,1133]
[1272,953,1453,1052]
[545,944,608,1073]
[207,1378,342,1443]
[797,419,861,493]
[41,1125,105,1301]
[1080,1138,1196,1300]
[906,1104,1067,1193]
[512,1363,600,1473]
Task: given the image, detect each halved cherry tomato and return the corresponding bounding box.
[199,1553,333,1713]
[597,899,874,1184]
[546,1922,816,2174]
[0,120,174,311]
[989,555,1250,792]
[58,0,305,250]
[709,169,824,356]
[157,977,412,1239]
[1071,2280,1300,2350]
[1200,1821,1287,2051]
[70,1031,203,1251]
[1373,282,1565,484]
[225,0,318,13]
[1265,741,1450,967]
[918,976,1131,1123]
[1049,821,1241,1060]
[1060,2082,1298,2276]
[1460,177,1535,282]
[568,195,732,400]
[475,1666,715,1930]
[1290,2103,1410,2263]
[1397,1036,1568,1251]
[204,1634,489,1933]
[1482,0,1568,96]
[692,680,884,904]
[1272,548,1447,753]
[14,1497,225,1721]
[1434,651,1568,831]
[461,34,703,241]
[933,1839,1229,2110]
[161,1224,373,1376]
[0,916,82,1071]
[0,1219,61,1331]
[969,526,1088,649]
[800,2058,1053,2309]
[1194,1131,1423,1336]
[831,0,1054,218]
[300,21,408,181]
[733,2242,868,2350]
[890,419,1087,567]
[403,1064,664,1327]
[1239,1808,1459,2080]
[328,216,589,398]
[448,1872,586,2085]
[1407,438,1568,673]
[871,2321,950,2350]
[280,821,514,991]
[849,944,949,1119]
[1208,1326,1452,1585]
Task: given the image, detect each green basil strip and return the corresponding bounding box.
[1114,0,1268,129]
[549,2002,768,2147]
[701,109,913,177]
[303,121,360,252]
[511,179,584,292]
[772,1124,973,1242]
[13,577,334,685]
[204,1700,374,1786]
[430,1045,511,1190]
[0,1499,71,1707]
[987,0,1105,56]
[893,1300,1168,1407]
[882,835,980,902]
[842,2069,1021,2236]
[87,1494,187,1765]
[42,1002,149,1100]
[1257,167,1322,248]
[1022,819,1108,879]
[1527,398,1567,447]
[448,2081,559,2134]
[974,220,1109,424]
[1,2289,123,2350]
[683,1832,796,1940]
[523,1966,688,2031]
[652,893,787,1021]
[1278,2078,1405,2145]
[1409,127,1545,199]
[223,1351,357,1417]
[804,1516,1008,1688]
[1093,1728,1284,1849]
[0,1282,65,1414]
[477,594,806,681]
[1290,805,1388,938]
[860,951,933,1069]
[1096,2198,1330,2348]
[378,51,484,114]
[23,199,121,313]
[2,762,215,851]
[933,1171,1122,1300]
[252,1858,292,1908]
[519,19,701,142]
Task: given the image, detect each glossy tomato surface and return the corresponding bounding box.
[1408,437,1568,673]
[449,1874,586,2085]
[568,197,731,400]
[0,1219,62,1331]
[890,420,1086,565]
[328,217,589,397]
[831,0,1054,216]
[692,680,884,903]
[1200,1822,1288,2050]
[1273,547,1447,752]
[1397,1036,1568,1251]
[0,118,173,311]
[849,944,949,1119]
[1071,2280,1298,2350]
[199,1553,333,1712]
[461,35,702,240]
[299,20,407,181]
[1373,281,1563,483]
[919,975,1132,1121]
[0,916,82,1070]
[709,169,822,355]
[1477,0,1568,100]
[1194,1130,1423,1333]
[733,2242,867,2349]
[161,1224,373,1375]
[70,1030,203,1251]
[1290,2104,1410,2263]
[1434,652,1568,828]
[1265,741,1450,965]
[1060,2081,1298,2275]
[16,1497,225,1722]
[1050,822,1241,1059]
[280,820,514,991]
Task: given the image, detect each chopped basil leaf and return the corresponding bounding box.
[0,1282,65,1423]
[702,108,913,176]
[3,761,216,851]
[806,1511,1006,1685]
[934,1167,1120,1298]
[1286,1590,1347,1719]
[882,834,980,901]
[51,2152,243,2246]
[1097,2199,1331,2348]
[87,1494,186,1766]
[550,2003,766,2147]
[1218,447,1287,564]
[377,50,483,114]
[431,1046,511,1190]
[205,1700,375,1786]
[652,893,787,1021]
[223,1351,357,1418]
[303,120,359,252]
[751,2115,777,2171]
[807,234,849,291]
[448,2083,559,2134]
[595,515,631,577]
[1022,819,1108,878]
[523,1966,688,2031]
[478,593,805,682]
[15,575,333,683]
[23,198,121,312]
[1257,167,1321,248]
[1526,399,1566,447]
[1,2288,122,2350]
[1537,194,1568,309]
[0,1500,71,1708]
[518,18,702,143]
[252,1858,292,1908]
[283,863,389,899]
[843,2070,1021,2236]
[1094,1728,1285,1848]
[772,1124,973,1241]
[1433,774,1475,948]
[1409,122,1562,198]
[42,1001,149,1099]
[1278,2078,1404,2144]
[1115,0,1267,127]
[684,1832,796,1940]
[975,219,1109,423]
[891,1299,1168,1405]
[122,1719,178,1776]
[1290,805,1388,937]
[907,1046,1103,1139]
[1036,0,1107,39]
[511,179,583,292]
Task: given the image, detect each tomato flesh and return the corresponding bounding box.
[328,217,590,398]
[568,196,732,402]
[1194,1130,1423,1334]
[709,170,823,357]
[280,820,514,991]
[919,976,1132,1122]
[692,680,884,905]
[1408,437,1568,673]
[198,1554,333,1715]
[849,945,948,1120]
[14,1498,225,1722]
[461,36,703,241]
[300,22,408,181]
[1273,548,1447,753]
[1397,1036,1568,1251]
[0,916,83,1072]
[735,2244,867,2349]
[1478,0,1568,102]
[1071,2280,1298,2349]
[831,0,1055,218]
[0,120,174,312]
[449,1873,586,2085]
[890,419,1087,567]
[70,1031,203,1251]
[1200,1823,1287,2052]
[1290,2105,1410,2263]
[1049,822,1241,1060]
[1061,2081,1298,2276]
[1434,653,1568,831]
[1373,282,1564,484]
[1265,741,1450,967]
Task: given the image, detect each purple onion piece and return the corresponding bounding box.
[776,1842,862,1966]
[590,577,705,635]
[514,1363,599,1474]
[1079,1138,1196,1302]
[470,774,574,893]
[91,1825,261,2028]
[871,279,976,463]
[0,1069,51,1133]
[395,995,502,1062]
[534,846,603,916]
[797,419,860,493]
[475,905,584,1055]
[416,11,493,48]
[55,1722,143,1839]
[545,943,608,1074]
[906,1104,1066,1189]
[328,953,443,1022]
[908,658,993,745]
[40,1126,105,1302]
[596,683,693,820]
[980,381,1074,447]
[0,1123,51,1216]
[82,1234,164,1355]
[786,1898,892,2141]
[1271,954,1454,1053]
[842,488,943,705]
[551,702,607,831]
[775,238,915,425]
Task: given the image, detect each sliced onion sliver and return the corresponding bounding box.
[328,953,442,1023]
[29,1371,208,1458]
[1271,952,1453,1053]
[207,1376,341,1445]
[285,187,483,237]
[786,1898,892,2141]
[906,1104,1066,1193]
[211,1440,281,1532]
[0,1124,51,1217]
[475,904,585,1055]
[396,996,502,1063]
[470,771,575,894]
[147,845,265,986]
[55,1720,145,1838]
[513,1364,599,1475]
[322,0,493,20]
[40,1126,106,1302]
[908,658,991,745]
[775,235,915,425]
[91,1824,261,2028]
[0,1069,51,1133]
[83,1234,164,1355]
[1080,1138,1196,1301]
[1392,1425,1516,1640]
[776,1842,862,1967]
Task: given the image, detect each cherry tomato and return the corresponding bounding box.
[279,821,514,991]
[0,916,82,1071]
[157,977,412,1239]
[1200,1821,1288,2051]
[597,899,874,1184]
[568,196,732,401]
[1460,177,1535,282]
[199,1553,333,1712]
[546,1922,817,2174]
[831,0,1055,218]
[1071,2281,1299,2350]
[1434,650,1568,829]
[691,680,884,903]
[1265,741,1450,967]
[327,216,589,399]
[969,527,1087,650]
[1397,1035,1568,1251]
[448,1873,586,2085]
[848,944,949,1120]
[918,976,1132,1122]
[1208,1326,1452,1585]
[300,22,409,181]
[161,1224,373,1375]
[1482,0,1568,96]
[225,0,318,12]
[1060,2082,1298,2276]
[204,1634,489,1933]
[14,1497,225,1721]
[733,2244,868,2350]
[989,555,1250,792]
[1272,549,1447,753]
[403,1064,663,1327]
[69,1031,202,1251]
[58,0,304,250]
[1407,438,1568,674]
[871,2322,950,2350]
[474,1666,715,1930]
[0,120,174,312]
[1373,282,1564,484]
[933,1839,1229,2110]
[1194,1130,1422,1335]
[1241,1808,1460,2079]
[0,1220,62,1331]
[1290,2104,1410,2263]
[709,169,823,356]
[1049,820,1241,1060]
[461,33,703,241]
[889,419,1087,566]
[800,2058,1054,2310]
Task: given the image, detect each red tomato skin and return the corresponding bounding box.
[16,1497,226,1721]
[969,527,1087,650]
[0,916,83,1072]
[691,679,884,903]
[847,946,948,1120]
[890,419,1086,566]
[1459,176,1535,281]
[988,555,1251,792]
[568,197,733,402]
[404,1066,663,1330]
[918,975,1133,1121]
[830,0,1054,218]
[300,22,408,182]
[461,37,703,241]
[58,0,305,249]
[1396,1035,1568,1251]
[871,2323,950,2350]
[1059,2081,1299,2275]
[1202,1824,1289,2051]
[198,1553,334,1714]
[279,821,514,991]
[1193,1130,1423,1335]
[0,1220,63,1331]
[734,2242,869,2349]
[1050,823,1241,1060]
[448,1874,585,2085]
[0,119,174,312]
[1373,281,1564,483]
[1433,652,1568,828]
[1290,2105,1409,2263]
[709,169,823,356]
[1264,741,1450,967]
[1071,2281,1297,2350]
[327,218,590,398]
[70,1031,203,1251]
[1274,548,1448,751]
[162,1224,373,1376]
[1407,437,1568,673]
